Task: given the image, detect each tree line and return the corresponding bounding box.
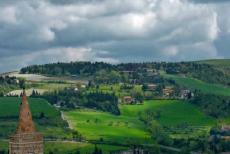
[20,61,230,86]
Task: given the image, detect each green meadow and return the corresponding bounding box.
[197,59,230,67]
[0,97,59,117]
[0,141,128,154]
[0,97,71,139]
[120,100,215,126]
[162,73,230,96]
[65,100,216,142]
[45,142,128,154]
[64,109,152,145]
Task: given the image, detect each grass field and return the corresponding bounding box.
[197,59,230,67]
[120,100,215,126]
[0,141,128,154]
[45,142,128,154]
[64,109,152,145]
[0,97,71,139]
[121,100,216,138]
[88,84,143,98]
[0,97,59,117]
[65,100,216,142]
[162,73,230,96]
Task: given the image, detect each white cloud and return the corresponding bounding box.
[0,0,229,72]
[0,6,17,24]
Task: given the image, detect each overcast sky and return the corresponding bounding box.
[0,0,230,72]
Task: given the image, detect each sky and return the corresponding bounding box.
[0,0,230,72]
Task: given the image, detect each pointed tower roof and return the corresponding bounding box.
[16,89,36,134]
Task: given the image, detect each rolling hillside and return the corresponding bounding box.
[0,97,70,139]
[162,73,230,96]
[64,100,216,143]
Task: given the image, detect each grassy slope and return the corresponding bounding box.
[197,59,230,67]
[0,97,59,117]
[65,109,152,144]
[162,73,230,96]
[45,142,128,154]
[0,97,70,139]
[197,59,230,75]
[120,100,215,126]
[65,100,216,142]
[0,141,128,154]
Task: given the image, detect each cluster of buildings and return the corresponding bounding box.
[122,83,194,104]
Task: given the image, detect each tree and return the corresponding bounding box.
[92,145,102,154]
[39,112,45,119]
[19,79,26,89]
[149,121,172,145]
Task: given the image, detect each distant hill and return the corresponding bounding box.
[19,59,230,86]
[197,59,230,67]
[197,59,230,79]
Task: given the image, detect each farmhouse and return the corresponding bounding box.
[163,87,174,96]
[181,89,194,99]
[9,89,43,154]
[123,96,134,104]
[147,84,157,91]
[221,125,230,132]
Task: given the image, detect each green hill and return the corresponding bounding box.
[65,100,216,142]
[197,59,230,67]
[0,97,71,139]
[162,73,230,96]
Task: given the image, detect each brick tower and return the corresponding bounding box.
[9,89,43,154]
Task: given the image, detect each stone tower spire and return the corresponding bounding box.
[9,89,44,154]
[16,89,36,133]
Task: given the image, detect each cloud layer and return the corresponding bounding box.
[0,0,229,72]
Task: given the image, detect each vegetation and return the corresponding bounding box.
[162,73,230,97]
[190,93,230,118]
[64,109,152,145]
[0,59,229,153]
[0,97,71,139]
[39,88,120,115]
[20,61,230,86]
[0,76,22,95]
[0,140,128,154]
[64,100,216,146]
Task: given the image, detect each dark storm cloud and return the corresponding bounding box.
[0,0,229,72]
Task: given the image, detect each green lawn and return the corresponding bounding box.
[0,141,7,151]
[45,142,128,154]
[65,100,216,142]
[120,100,215,126]
[0,97,59,118]
[0,97,71,139]
[162,73,230,96]
[64,109,152,145]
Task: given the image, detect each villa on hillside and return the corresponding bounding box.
[220,125,230,141]
[181,89,194,99]
[123,96,134,104]
[163,87,174,96]
[147,84,157,91]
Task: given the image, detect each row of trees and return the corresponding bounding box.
[190,93,230,118]
[20,61,230,86]
[34,88,120,115]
